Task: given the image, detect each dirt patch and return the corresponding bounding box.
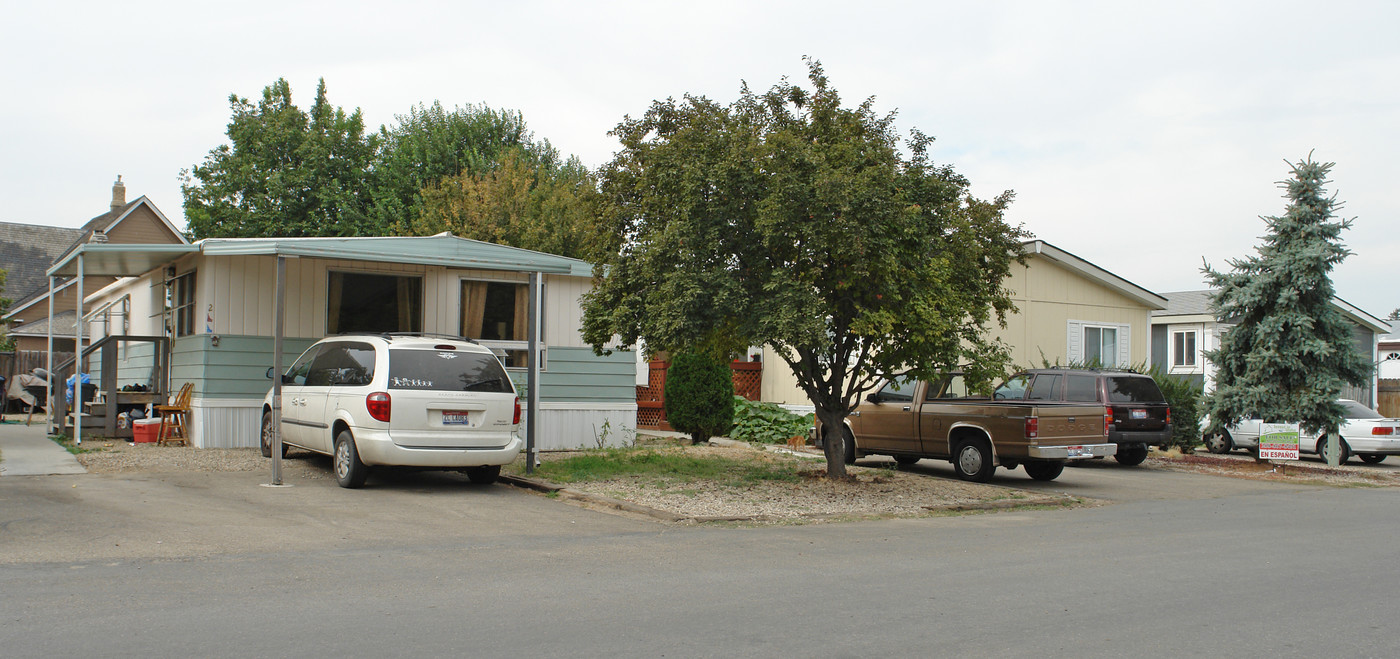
[514,441,1076,524]
[71,439,331,481]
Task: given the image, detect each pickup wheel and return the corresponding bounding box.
[893,455,921,466]
[952,438,995,483]
[1024,461,1064,481]
[842,428,857,465]
[1115,444,1149,466]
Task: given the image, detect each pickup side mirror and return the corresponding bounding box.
[866,392,883,404]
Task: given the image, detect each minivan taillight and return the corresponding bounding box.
[366,392,392,422]
[1025,416,1039,439]
[513,397,521,425]
[1105,408,1113,436]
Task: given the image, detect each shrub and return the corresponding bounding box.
[1145,365,1204,450]
[730,396,815,445]
[664,351,735,444]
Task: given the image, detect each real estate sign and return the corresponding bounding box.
[1259,423,1300,460]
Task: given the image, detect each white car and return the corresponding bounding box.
[260,333,523,487]
[1202,399,1400,464]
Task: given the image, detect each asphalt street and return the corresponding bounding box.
[2,460,1397,658]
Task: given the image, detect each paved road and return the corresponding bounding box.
[2,461,1397,658]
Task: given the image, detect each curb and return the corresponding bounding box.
[499,473,1079,524]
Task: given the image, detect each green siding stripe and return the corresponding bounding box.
[171,335,636,403]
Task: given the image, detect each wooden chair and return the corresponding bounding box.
[157,383,194,446]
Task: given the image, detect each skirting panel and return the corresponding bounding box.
[189,399,638,451]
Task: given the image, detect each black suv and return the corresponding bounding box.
[994,368,1171,465]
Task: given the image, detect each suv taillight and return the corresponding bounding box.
[513,397,522,425]
[366,392,391,422]
[1105,408,1113,436]
[1025,416,1039,439]
[1166,406,1172,426]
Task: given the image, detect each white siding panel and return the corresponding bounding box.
[191,399,262,449]
[545,275,590,348]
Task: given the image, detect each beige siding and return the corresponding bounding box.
[757,252,1157,404]
[107,206,181,244]
[544,275,591,348]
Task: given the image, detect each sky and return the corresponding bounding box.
[3,0,1397,319]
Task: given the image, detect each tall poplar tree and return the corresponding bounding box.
[1202,156,1371,464]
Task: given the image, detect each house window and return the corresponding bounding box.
[1172,330,1197,367]
[327,272,423,334]
[461,279,542,369]
[172,272,196,337]
[1084,326,1119,367]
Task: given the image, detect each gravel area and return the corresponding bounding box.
[72,440,331,481]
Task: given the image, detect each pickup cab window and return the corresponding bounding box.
[875,376,917,403]
[1027,374,1062,401]
[994,375,1031,400]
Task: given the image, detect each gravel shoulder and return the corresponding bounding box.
[69,437,1074,524]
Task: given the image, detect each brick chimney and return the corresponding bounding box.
[110,175,126,215]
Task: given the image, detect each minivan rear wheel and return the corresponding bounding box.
[465,465,501,485]
[260,411,287,459]
[334,430,369,488]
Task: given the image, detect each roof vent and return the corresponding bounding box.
[91,229,108,243]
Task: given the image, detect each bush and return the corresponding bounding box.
[730,396,815,445]
[664,351,735,444]
[1145,365,1204,450]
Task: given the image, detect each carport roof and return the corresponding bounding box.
[46,233,593,278]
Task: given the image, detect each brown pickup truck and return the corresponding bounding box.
[820,374,1116,482]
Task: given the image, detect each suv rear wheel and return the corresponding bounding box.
[1115,444,1149,466]
[334,430,369,488]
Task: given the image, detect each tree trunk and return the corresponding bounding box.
[818,410,848,479]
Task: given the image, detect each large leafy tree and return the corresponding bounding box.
[582,59,1028,478]
[182,78,377,238]
[402,147,600,260]
[368,101,559,231]
[1203,156,1371,462]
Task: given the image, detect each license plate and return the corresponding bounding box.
[1131,409,1147,420]
[442,411,472,426]
[1066,446,1090,458]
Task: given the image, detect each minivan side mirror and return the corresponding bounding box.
[266,367,275,380]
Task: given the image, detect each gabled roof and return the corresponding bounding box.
[7,309,77,337]
[45,232,594,279]
[0,221,85,304]
[1153,289,1390,334]
[1021,240,1167,310]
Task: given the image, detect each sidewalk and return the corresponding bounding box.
[0,417,86,476]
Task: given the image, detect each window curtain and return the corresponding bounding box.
[397,277,421,331]
[461,281,488,338]
[513,284,529,341]
[327,273,343,334]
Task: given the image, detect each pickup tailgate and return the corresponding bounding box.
[1027,404,1116,459]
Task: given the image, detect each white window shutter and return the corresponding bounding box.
[1118,323,1131,367]
[1066,320,1082,363]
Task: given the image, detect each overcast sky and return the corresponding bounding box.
[3,1,1396,318]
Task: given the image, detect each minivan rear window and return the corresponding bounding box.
[387,349,513,393]
[1106,377,1165,403]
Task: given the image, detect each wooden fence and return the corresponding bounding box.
[1380,379,1400,419]
[636,360,763,430]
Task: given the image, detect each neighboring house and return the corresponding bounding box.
[759,240,1168,407]
[2,177,187,351]
[46,234,636,450]
[1380,321,1400,380]
[1149,290,1388,406]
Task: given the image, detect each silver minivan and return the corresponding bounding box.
[261,334,523,488]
